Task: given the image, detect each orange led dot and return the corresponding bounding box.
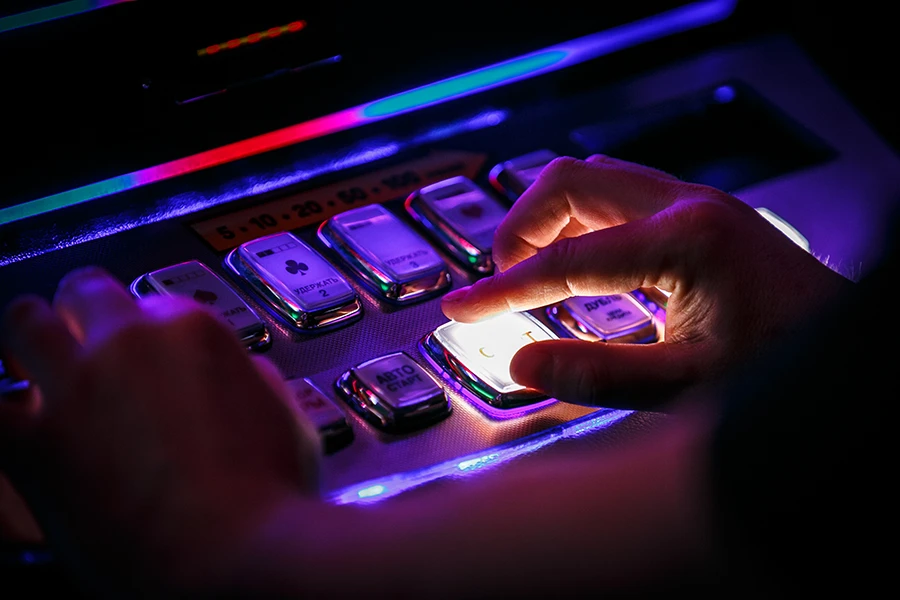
[268,26,282,37]
[247,32,261,43]
[226,38,240,49]
[287,20,306,32]
[206,44,220,54]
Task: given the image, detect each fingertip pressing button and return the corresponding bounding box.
[420,311,558,413]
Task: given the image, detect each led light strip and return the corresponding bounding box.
[0,0,737,227]
[197,20,306,56]
[330,407,632,504]
[0,0,133,34]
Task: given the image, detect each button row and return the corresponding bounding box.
[127,151,664,445]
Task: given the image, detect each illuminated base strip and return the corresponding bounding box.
[0,0,737,227]
[330,407,633,504]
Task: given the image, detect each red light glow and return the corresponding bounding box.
[197,20,306,57]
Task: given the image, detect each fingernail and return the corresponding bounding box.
[510,345,552,390]
[442,286,471,304]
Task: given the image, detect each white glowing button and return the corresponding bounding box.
[757,207,810,251]
[432,312,557,394]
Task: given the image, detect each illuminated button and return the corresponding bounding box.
[286,378,353,454]
[336,351,450,432]
[317,204,451,304]
[420,312,558,410]
[130,260,270,351]
[224,232,362,333]
[405,176,508,274]
[489,149,558,201]
[546,293,658,343]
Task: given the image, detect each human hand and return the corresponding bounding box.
[442,155,854,408]
[0,267,320,593]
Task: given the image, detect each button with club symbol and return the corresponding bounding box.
[225,232,362,333]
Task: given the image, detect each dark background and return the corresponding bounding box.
[744,1,898,153]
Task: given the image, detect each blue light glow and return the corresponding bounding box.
[458,453,500,471]
[357,484,387,499]
[332,407,633,505]
[713,84,737,103]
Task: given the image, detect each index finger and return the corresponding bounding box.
[493,156,680,272]
[443,214,677,323]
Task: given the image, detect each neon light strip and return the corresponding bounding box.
[198,20,306,56]
[330,407,633,504]
[0,0,737,227]
[0,0,132,34]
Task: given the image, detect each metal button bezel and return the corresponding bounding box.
[335,351,451,432]
[224,232,362,334]
[317,204,451,304]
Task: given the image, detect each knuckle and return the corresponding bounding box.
[540,156,587,184]
[670,195,739,252]
[542,238,580,296]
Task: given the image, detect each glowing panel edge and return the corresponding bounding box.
[330,407,633,504]
[0,0,737,228]
[0,0,134,34]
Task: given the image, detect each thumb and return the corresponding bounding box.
[510,339,708,411]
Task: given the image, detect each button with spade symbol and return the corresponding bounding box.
[405,175,508,274]
[130,260,271,351]
[225,231,361,333]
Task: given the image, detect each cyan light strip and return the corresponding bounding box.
[0,0,737,228]
[0,0,133,34]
